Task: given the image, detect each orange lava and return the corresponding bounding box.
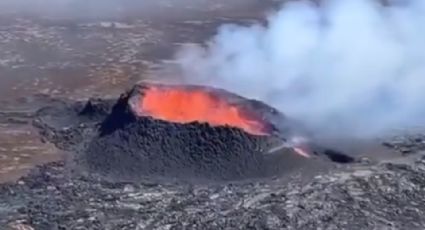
[137,86,269,135]
[293,146,311,158]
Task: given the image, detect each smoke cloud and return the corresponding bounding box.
[175,0,425,138]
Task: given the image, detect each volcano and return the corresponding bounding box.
[33,82,353,182]
[82,82,300,181]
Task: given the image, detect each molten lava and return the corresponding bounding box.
[136,86,270,135]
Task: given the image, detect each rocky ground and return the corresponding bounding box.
[1,146,425,230]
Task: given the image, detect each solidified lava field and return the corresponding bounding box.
[3,85,425,230]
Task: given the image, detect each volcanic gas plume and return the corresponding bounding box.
[175,0,425,138]
[133,84,271,136]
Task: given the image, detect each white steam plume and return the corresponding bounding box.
[175,0,425,138]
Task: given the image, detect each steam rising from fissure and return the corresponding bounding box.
[175,0,425,138]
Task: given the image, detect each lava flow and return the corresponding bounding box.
[135,85,270,136]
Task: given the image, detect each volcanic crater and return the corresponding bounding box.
[33,82,353,182]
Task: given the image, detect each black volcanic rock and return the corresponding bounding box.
[85,116,272,181]
[2,155,425,229]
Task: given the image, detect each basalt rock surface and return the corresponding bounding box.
[2,153,425,230]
